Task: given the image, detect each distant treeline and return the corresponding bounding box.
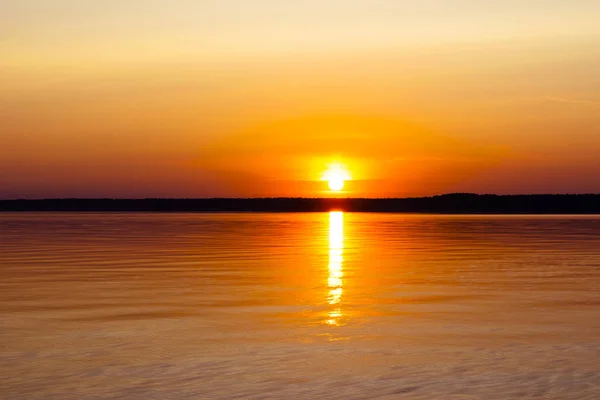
[1,194,600,213]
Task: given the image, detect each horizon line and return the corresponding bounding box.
[2,193,600,201]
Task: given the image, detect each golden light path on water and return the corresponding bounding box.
[326,211,344,326]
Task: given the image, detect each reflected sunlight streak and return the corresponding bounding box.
[326,211,344,325]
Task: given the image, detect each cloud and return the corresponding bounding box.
[545,96,600,105]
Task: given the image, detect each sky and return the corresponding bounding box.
[1,0,599,198]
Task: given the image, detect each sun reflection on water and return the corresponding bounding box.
[326,211,344,326]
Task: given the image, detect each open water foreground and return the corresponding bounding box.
[1,213,600,399]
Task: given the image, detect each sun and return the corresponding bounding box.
[328,176,345,191]
[323,163,350,192]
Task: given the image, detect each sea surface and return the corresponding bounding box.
[1,213,600,399]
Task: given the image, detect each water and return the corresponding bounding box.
[1,213,600,399]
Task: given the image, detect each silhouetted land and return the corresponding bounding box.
[1,194,600,213]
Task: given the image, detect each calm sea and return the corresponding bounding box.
[1,213,600,399]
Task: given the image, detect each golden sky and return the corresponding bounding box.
[1,1,600,198]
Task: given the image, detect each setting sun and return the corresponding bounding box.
[328,178,344,191]
[323,164,350,192]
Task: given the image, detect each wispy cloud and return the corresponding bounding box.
[545,96,600,105]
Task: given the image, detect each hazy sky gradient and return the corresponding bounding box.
[1,1,599,197]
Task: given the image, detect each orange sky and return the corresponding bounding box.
[1,1,600,198]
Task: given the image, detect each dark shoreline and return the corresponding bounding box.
[1,194,600,213]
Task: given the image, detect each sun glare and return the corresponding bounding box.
[323,164,350,192]
[328,177,344,191]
